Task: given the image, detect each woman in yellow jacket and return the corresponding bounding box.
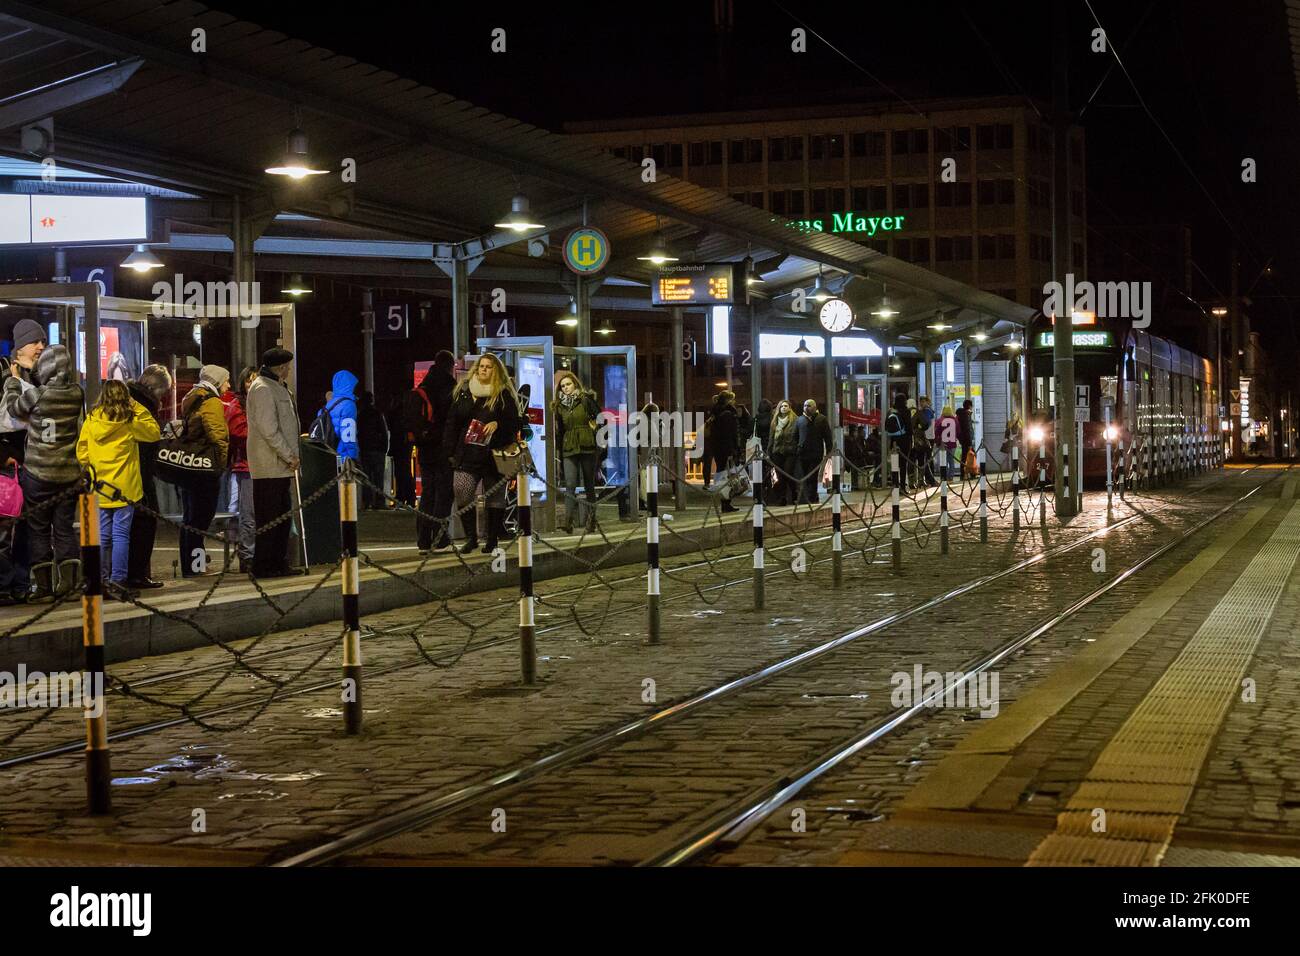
[76,380,161,596]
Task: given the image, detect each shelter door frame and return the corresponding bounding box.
[477,336,638,532]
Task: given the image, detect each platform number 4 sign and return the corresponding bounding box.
[490,316,517,338]
[374,301,410,340]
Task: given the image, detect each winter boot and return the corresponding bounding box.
[28,562,55,603]
[55,558,83,598]
[481,508,502,554]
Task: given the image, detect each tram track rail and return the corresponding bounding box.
[270,466,1273,867]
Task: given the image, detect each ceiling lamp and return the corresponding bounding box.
[871,285,896,318]
[794,337,812,356]
[595,316,615,335]
[743,255,757,285]
[494,193,545,232]
[1211,306,1228,317]
[971,329,989,342]
[281,273,311,295]
[265,128,329,179]
[120,244,163,272]
[636,231,678,265]
[556,297,579,327]
[928,322,949,331]
[1006,338,1023,350]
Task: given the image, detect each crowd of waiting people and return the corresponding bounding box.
[0,322,999,606]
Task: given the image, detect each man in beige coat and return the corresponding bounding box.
[246,347,300,578]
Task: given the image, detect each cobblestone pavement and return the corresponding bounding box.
[0,466,1268,864]
[712,467,1300,866]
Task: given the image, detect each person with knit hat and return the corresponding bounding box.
[177,365,230,578]
[247,347,300,577]
[0,318,48,463]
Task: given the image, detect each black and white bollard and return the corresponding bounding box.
[891,450,902,573]
[517,477,536,684]
[1011,442,1021,535]
[751,453,764,610]
[1062,441,1071,518]
[978,447,988,543]
[80,487,110,814]
[831,450,842,588]
[647,459,661,643]
[1038,437,1048,530]
[940,461,950,555]
[339,461,362,734]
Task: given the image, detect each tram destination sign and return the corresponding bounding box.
[1036,330,1113,349]
[652,262,745,307]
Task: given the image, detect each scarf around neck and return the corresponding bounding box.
[469,377,493,400]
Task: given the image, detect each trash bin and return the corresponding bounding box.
[297,437,341,568]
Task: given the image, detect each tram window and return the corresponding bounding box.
[767,137,785,162]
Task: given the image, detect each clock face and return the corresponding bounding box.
[818,297,854,333]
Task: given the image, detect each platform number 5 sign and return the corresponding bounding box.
[374,301,410,340]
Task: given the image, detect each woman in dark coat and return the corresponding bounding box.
[442,353,524,554]
[552,370,602,533]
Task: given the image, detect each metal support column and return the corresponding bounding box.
[671,307,687,510]
[361,288,375,396]
[452,258,470,359]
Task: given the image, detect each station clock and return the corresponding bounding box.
[818,297,854,333]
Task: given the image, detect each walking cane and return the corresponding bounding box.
[292,469,309,573]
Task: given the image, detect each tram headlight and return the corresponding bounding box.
[1103,425,1119,442]
[1027,425,1046,445]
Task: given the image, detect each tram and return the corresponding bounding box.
[1026,315,1217,487]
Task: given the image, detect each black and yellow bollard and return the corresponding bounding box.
[338,461,362,734]
[80,488,111,814]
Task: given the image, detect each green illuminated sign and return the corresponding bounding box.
[1037,331,1113,349]
[788,212,906,237]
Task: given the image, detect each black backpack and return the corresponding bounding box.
[309,397,346,449]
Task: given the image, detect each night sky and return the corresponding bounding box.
[213,0,1299,357]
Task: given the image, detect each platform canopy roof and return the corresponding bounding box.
[0,0,1035,346]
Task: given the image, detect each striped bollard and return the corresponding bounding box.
[647,460,661,643]
[339,461,363,734]
[830,450,842,588]
[940,461,950,554]
[518,478,536,684]
[890,450,902,572]
[80,487,110,814]
[1011,443,1021,534]
[1062,441,1071,516]
[978,448,988,543]
[750,454,764,610]
[1038,440,1048,530]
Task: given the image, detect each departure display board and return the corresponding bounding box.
[651,262,741,306]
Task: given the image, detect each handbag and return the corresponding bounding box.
[155,393,222,487]
[963,447,979,476]
[0,462,23,518]
[492,440,529,477]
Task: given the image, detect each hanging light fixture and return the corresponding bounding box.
[265,127,329,179]
[810,266,832,303]
[556,297,579,327]
[595,315,615,335]
[495,193,545,232]
[871,284,896,318]
[743,254,757,285]
[971,328,989,342]
[281,273,311,295]
[794,337,812,356]
[120,244,163,272]
[636,219,678,265]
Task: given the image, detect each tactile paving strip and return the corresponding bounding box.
[1029,499,1300,867]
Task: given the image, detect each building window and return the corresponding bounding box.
[768,137,786,162]
[612,146,626,159]
[770,190,788,214]
[936,182,971,206]
[912,129,929,154]
[852,186,869,209]
[954,236,973,260]
[869,239,889,254]
[977,124,995,150]
[731,192,747,205]
[811,134,845,159]
[708,141,723,165]
[850,131,886,157]
[668,143,683,167]
[829,187,845,209]
[747,138,762,163]
[689,142,705,166]
[810,134,825,160]
[997,123,1014,149]
[936,125,972,152]
[978,179,1016,205]
[811,188,829,213]
[1070,138,1083,164]
[730,139,747,164]
[828,134,844,158]
[1071,189,1084,216]
[870,184,888,210]
[999,234,1016,259]
[936,237,954,262]
[979,234,997,261]
[892,130,909,155]
[788,136,804,161]
[789,190,805,215]
[651,144,667,167]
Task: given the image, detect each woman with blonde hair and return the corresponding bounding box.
[552,369,602,533]
[768,399,800,506]
[442,353,524,554]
